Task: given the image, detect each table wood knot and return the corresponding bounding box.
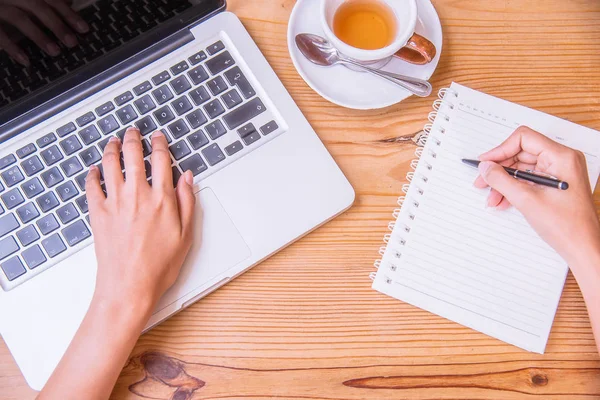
[531,373,548,386]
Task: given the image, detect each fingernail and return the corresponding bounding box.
[47,43,60,56]
[63,34,78,48]
[152,130,164,138]
[89,165,97,172]
[109,136,119,142]
[126,126,139,133]
[478,161,492,176]
[77,21,89,33]
[185,171,193,186]
[16,53,29,67]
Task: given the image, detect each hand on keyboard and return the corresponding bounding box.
[87,127,196,312]
[0,0,89,66]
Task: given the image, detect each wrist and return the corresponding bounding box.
[89,290,155,332]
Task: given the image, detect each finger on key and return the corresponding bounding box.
[150,131,175,193]
[122,127,147,187]
[102,137,124,197]
[85,165,105,211]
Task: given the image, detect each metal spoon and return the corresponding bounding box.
[295,33,432,98]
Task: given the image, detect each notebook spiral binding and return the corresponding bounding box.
[369,87,459,284]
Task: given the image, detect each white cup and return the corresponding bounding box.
[320,0,436,65]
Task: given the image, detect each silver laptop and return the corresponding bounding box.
[0,0,354,390]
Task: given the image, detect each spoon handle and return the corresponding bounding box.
[342,60,433,97]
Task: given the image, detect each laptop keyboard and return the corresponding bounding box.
[0,39,281,290]
[0,0,193,107]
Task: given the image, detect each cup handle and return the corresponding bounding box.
[394,33,437,65]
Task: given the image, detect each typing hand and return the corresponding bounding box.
[473,125,600,268]
[0,0,89,66]
[86,128,197,315]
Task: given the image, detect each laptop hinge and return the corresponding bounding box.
[0,29,195,143]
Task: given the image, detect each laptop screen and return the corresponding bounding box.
[0,0,224,130]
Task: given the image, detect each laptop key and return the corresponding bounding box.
[170,60,189,75]
[134,95,157,115]
[75,195,88,213]
[207,76,227,96]
[17,225,40,247]
[205,50,234,75]
[79,147,102,167]
[201,143,225,166]
[186,109,207,129]
[223,98,266,130]
[152,70,171,86]
[37,214,59,235]
[21,177,44,199]
[56,122,76,137]
[153,106,175,126]
[16,143,36,159]
[57,203,79,224]
[221,89,242,109]
[187,131,209,150]
[79,125,102,145]
[95,101,115,116]
[1,166,24,187]
[188,50,207,65]
[171,96,193,116]
[56,181,79,202]
[224,67,256,99]
[188,65,209,85]
[60,157,83,177]
[224,140,243,156]
[1,255,25,280]
[98,137,111,152]
[243,131,262,146]
[169,140,191,161]
[172,166,182,187]
[203,99,225,119]
[180,154,207,176]
[0,214,19,237]
[21,156,43,177]
[60,135,83,156]
[142,139,152,157]
[2,188,24,209]
[75,171,88,191]
[151,85,174,105]
[36,132,57,149]
[207,40,225,55]
[21,245,46,269]
[62,219,91,247]
[136,116,158,136]
[0,236,19,261]
[16,202,39,224]
[41,145,64,166]
[189,86,211,106]
[0,154,16,169]
[260,120,279,135]
[116,104,139,124]
[42,233,66,258]
[41,167,64,188]
[144,160,152,179]
[168,119,190,140]
[114,91,134,106]
[97,115,120,135]
[76,111,95,127]
[205,120,226,140]
[170,76,192,96]
[133,81,152,96]
[37,192,59,213]
[237,123,256,138]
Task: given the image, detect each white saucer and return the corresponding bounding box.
[287,0,443,110]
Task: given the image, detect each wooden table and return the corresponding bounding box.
[3,0,600,398]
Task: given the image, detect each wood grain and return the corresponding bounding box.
[3,0,600,399]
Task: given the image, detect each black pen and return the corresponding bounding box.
[461,159,569,190]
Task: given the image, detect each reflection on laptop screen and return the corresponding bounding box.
[0,0,220,129]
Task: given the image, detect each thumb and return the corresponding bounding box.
[478,161,532,208]
[176,170,197,243]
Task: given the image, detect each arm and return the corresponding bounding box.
[38,128,196,400]
[474,126,600,354]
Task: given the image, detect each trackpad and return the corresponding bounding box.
[154,188,251,312]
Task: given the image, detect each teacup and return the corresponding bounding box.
[320,0,437,65]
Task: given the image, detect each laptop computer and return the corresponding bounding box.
[0,0,354,390]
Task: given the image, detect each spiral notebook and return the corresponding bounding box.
[372,83,600,353]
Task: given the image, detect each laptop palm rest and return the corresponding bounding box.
[153,187,251,312]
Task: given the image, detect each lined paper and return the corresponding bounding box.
[373,83,600,353]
